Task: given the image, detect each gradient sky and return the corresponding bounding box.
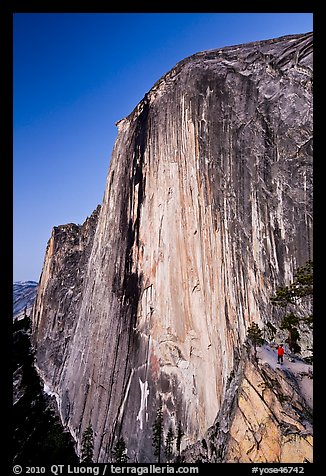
[13,13,313,282]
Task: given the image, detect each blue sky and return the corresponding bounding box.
[13,13,313,282]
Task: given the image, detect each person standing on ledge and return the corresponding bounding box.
[277,344,284,364]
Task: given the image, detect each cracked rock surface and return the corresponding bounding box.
[183,344,313,463]
[32,32,312,462]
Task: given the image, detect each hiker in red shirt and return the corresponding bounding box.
[277,344,284,364]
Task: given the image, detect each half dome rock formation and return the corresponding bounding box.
[31,32,313,463]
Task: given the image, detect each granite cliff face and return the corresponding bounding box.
[31,33,313,462]
[33,205,101,391]
[182,345,313,463]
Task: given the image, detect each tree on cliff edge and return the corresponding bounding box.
[247,323,264,361]
[271,261,313,307]
[81,424,94,463]
[271,260,313,354]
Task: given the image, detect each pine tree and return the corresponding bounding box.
[280,313,301,353]
[247,322,264,361]
[292,260,313,298]
[271,260,313,353]
[80,424,94,463]
[152,402,163,463]
[165,425,175,462]
[112,437,128,463]
[176,421,184,460]
[270,261,313,307]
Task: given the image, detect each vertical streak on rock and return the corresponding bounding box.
[32,33,312,462]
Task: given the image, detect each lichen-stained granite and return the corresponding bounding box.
[32,32,312,462]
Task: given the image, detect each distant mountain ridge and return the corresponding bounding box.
[13,281,38,319]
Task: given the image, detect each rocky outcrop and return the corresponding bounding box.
[182,345,313,463]
[32,32,313,462]
[226,355,312,463]
[32,205,101,391]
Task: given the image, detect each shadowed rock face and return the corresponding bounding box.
[13,317,78,464]
[32,206,101,391]
[32,32,312,462]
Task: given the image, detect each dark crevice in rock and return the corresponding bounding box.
[31,32,312,463]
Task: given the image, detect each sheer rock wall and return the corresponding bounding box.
[32,32,312,462]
